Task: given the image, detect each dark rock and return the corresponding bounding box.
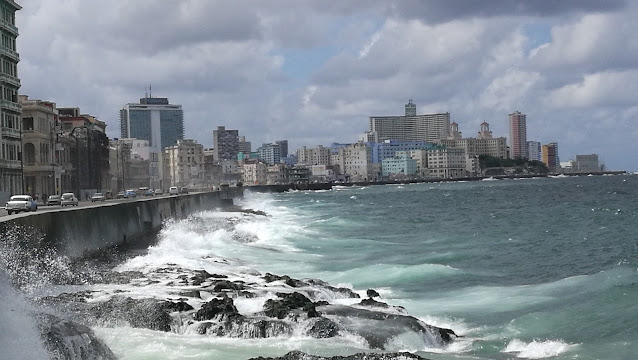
[194,294,242,321]
[358,298,389,308]
[99,271,145,284]
[36,313,117,360]
[306,317,340,338]
[263,292,319,319]
[366,289,380,298]
[263,273,307,288]
[212,280,245,292]
[305,279,360,299]
[90,296,173,332]
[248,350,430,360]
[162,300,194,312]
[178,290,202,299]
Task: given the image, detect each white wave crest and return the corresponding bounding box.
[503,338,577,359]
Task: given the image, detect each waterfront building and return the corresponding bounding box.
[527,141,541,161]
[310,164,337,182]
[296,145,331,166]
[382,152,418,178]
[0,0,21,195]
[448,122,462,140]
[238,136,251,154]
[119,96,184,152]
[58,108,110,196]
[575,154,599,172]
[111,138,163,190]
[509,111,527,159]
[242,161,267,185]
[369,101,450,143]
[266,163,287,185]
[212,126,239,162]
[426,147,467,179]
[276,140,288,158]
[542,143,557,173]
[108,140,132,192]
[549,142,560,169]
[343,142,378,182]
[18,95,61,198]
[439,122,508,159]
[371,140,434,163]
[165,139,205,188]
[257,143,282,165]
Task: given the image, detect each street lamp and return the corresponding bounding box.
[69,126,88,198]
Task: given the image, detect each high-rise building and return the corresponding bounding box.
[542,143,557,173]
[212,126,239,162]
[120,96,184,152]
[238,136,251,154]
[0,0,22,195]
[439,122,508,159]
[405,99,416,116]
[509,111,527,159]
[369,101,450,143]
[575,154,599,172]
[276,140,288,158]
[527,141,541,161]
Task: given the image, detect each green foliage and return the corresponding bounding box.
[478,155,549,174]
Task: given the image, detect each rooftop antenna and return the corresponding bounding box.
[149,84,152,98]
[144,86,148,98]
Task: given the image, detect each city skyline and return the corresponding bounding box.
[15,1,638,170]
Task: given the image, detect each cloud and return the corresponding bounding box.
[543,70,638,109]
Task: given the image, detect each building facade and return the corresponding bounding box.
[575,154,599,172]
[238,136,251,154]
[527,141,541,161]
[165,139,205,188]
[212,126,239,162]
[509,111,527,159]
[382,152,417,178]
[120,97,184,152]
[369,101,450,143]
[542,143,557,173]
[0,0,21,195]
[371,140,434,163]
[439,122,508,159]
[426,147,467,179]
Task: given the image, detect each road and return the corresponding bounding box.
[0,194,176,219]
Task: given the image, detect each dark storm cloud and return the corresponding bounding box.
[387,0,628,23]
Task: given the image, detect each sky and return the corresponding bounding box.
[15,0,638,171]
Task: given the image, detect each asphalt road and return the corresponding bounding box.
[0,194,175,219]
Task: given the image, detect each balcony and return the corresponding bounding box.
[1,126,20,138]
[0,19,18,35]
[0,47,19,62]
[0,73,20,87]
[0,158,21,169]
[0,99,21,113]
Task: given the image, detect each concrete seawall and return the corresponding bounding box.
[0,187,243,259]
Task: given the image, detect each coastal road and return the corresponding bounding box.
[0,194,178,219]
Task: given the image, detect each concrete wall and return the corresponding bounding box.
[0,187,243,259]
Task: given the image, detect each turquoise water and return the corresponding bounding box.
[92,175,638,359]
[228,175,638,359]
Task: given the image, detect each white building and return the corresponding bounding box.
[427,147,467,179]
[369,101,450,143]
[165,139,205,188]
[243,162,267,185]
[344,142,377,182]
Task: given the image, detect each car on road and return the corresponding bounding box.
[5,195,37,214]
[143,189,154,196]
[116,191,126,199]
[180,187,189,194]
[47,194,62,206]
[91,192,106,202]
[125,189,137,198]
[154,189,164,195]
[169,186,179,195]
[61,193,79,207]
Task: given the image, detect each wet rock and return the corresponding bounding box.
[358,298,389,308]
[162,300,194,312]
[306,317,340,338]
[212,280,245,292]
[263,292,320,319]
[99,271,145,284]
[36,313,117,360]
[194,294,242,321]
[90,296,173,332]
[248,350,430,360]
[38,290,95,305]
[263,273,307,288]
[178,290,202,299]
[367,289,380,298]
[305,279,360,299]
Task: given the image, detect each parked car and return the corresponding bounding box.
[180,187,189,194]
[47,194,62,206]
[60,193,78,207]
[5,195,37,214]
[104,191,113,199]
[116,191,126,199]
[138,187,149,195]
[169,186,179,195]
[125,189,137,198]
[144,189,154,196]
[91,192,106,202]
[154,188,164,195]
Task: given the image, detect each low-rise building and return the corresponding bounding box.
[426,147,467,179]
[165,139,205,188]
[382,152,417,178]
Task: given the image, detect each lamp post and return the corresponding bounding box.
[69,126,88,198]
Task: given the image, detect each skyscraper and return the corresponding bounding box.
[119,96,184,152]
[0,0,22,194]
[369,101,450,143]
[508,111,527,159]
[212,126,239,161]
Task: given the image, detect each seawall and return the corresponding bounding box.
[0,187,243,259]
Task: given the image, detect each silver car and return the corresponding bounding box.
[5,195,37,214]
[61,193,79,207]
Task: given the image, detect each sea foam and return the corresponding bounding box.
[503,339,577,359]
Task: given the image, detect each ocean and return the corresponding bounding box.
[3,174,638,359]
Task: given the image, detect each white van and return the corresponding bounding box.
[169,186,179,195]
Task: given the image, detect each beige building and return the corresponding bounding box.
[369,101,450,143]
[266,163,287,185]
[344,142,377,182]
[296,145,331,166]
[439,122,508,159]
[18,95,61,197]
[243,162,267,185]
[427,147,467,179]
[165,139,205,188]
